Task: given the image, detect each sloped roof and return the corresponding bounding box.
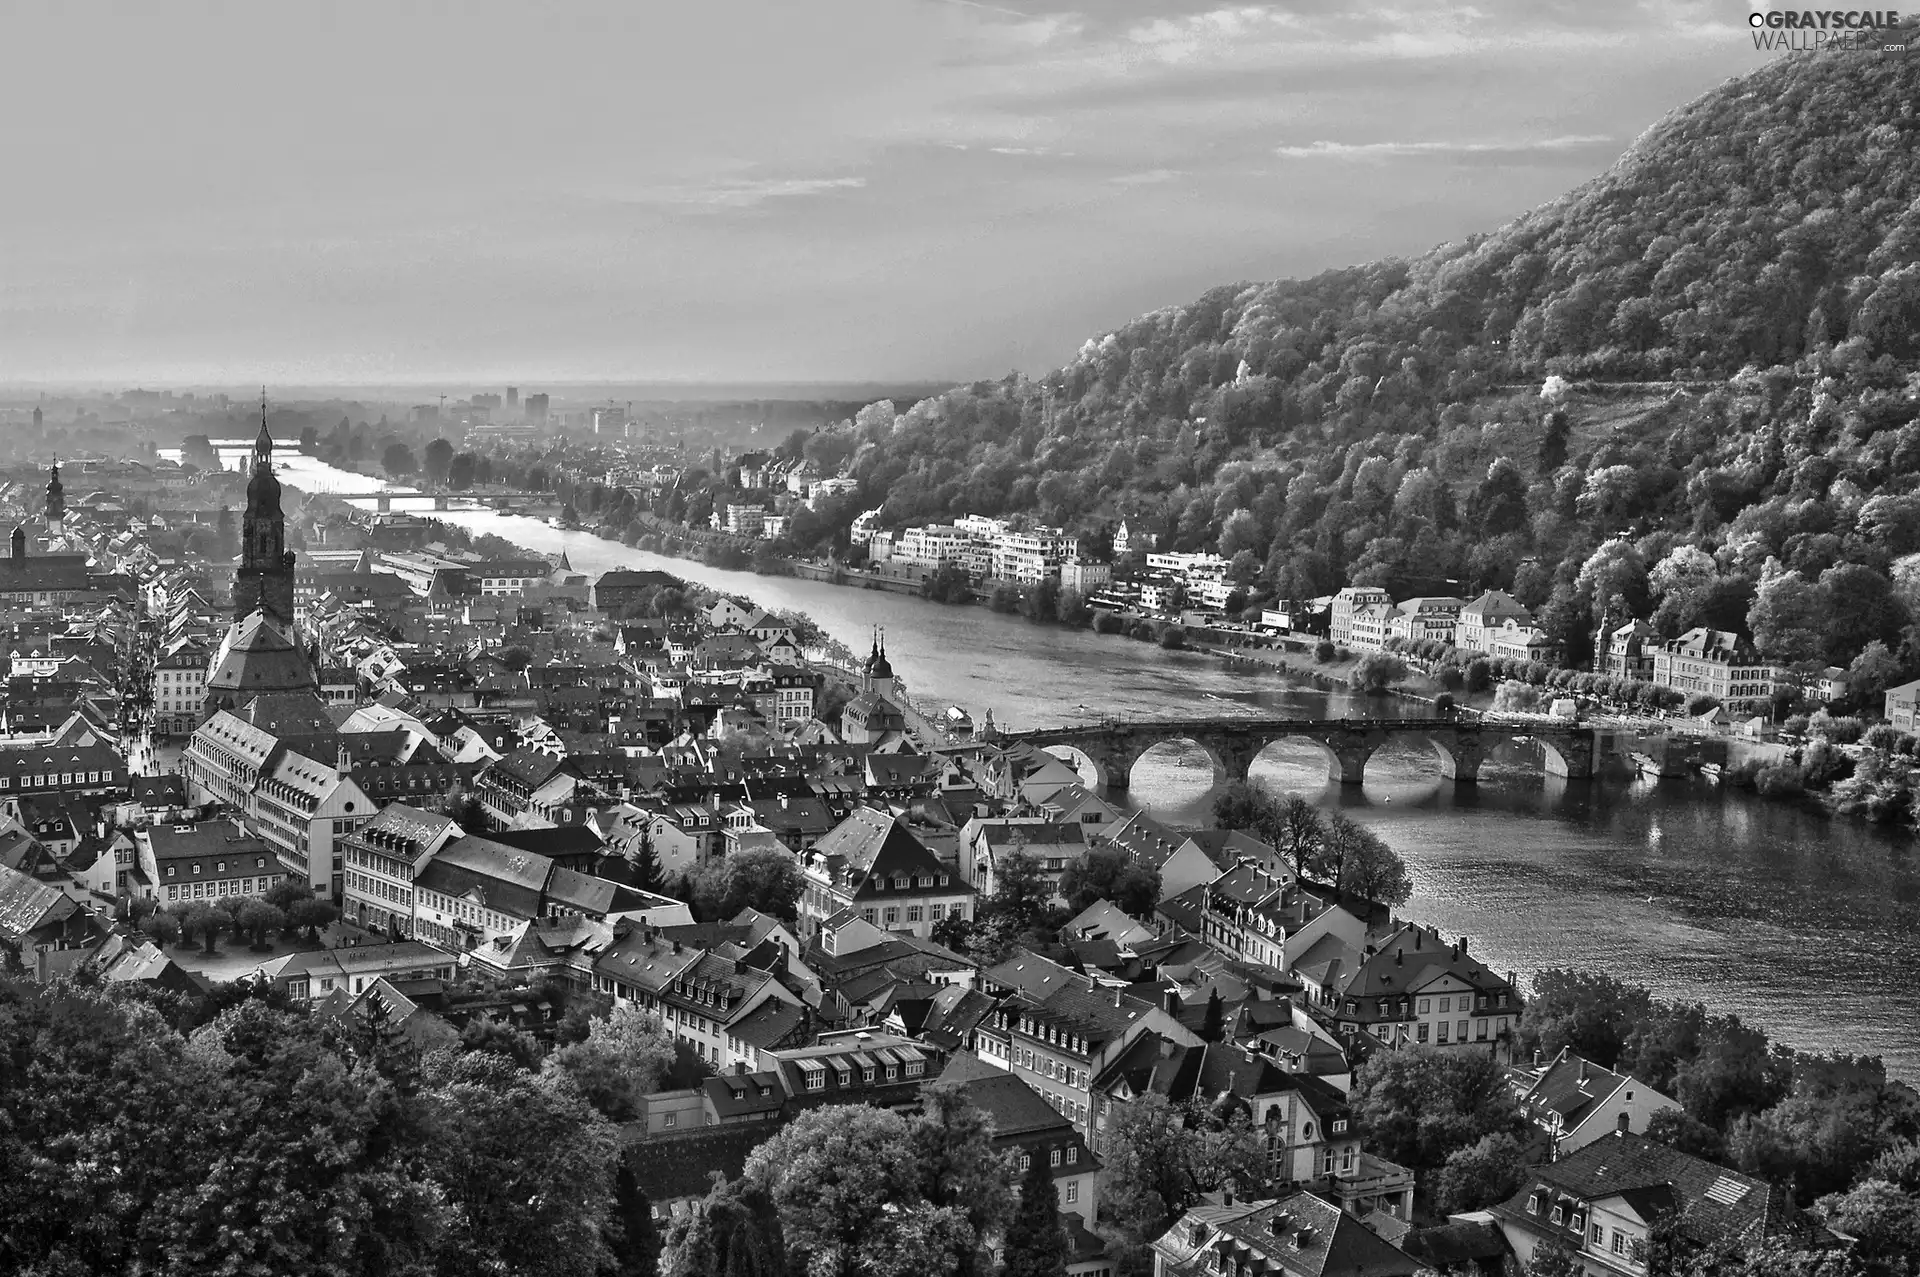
[1497,1130,1776,1246]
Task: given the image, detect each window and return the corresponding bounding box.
[1416,1022,1429,1043]
[906,906,923,923]
[1551,1204,1564,1225]
[1050,1149,1063,1167]
[1066,1147,1077,1164]
[1064,1182,1078,1205]
[884,908,899,925]
[1612,1232,1626,1256]
[1438,996,1450,1013]
[1589,1224,1604,1247]
[1458,1019,1468,1040]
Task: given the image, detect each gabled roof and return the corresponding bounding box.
[1494,1130,1777,1247]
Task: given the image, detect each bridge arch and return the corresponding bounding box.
[1247,735,1345,789]
[1041,743,1111,791]
[1485,732,1576,778]
[1125,735,1231,793]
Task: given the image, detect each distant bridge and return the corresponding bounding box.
[1004,716,1600,790]
[303,491,551,511]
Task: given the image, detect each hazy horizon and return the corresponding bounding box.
[4,1,1775,386]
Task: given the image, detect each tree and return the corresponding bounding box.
[449,451,477,490]
[661,1174,786,1277]
[1645,1107,1729,1162]
[183,903,232,954]
[1748,567,1828,665]
[741,1105,942,1277]
[610,1151,667,1277]
[1351,651,1409,693]
[688,847,806,923]
[416,1049,622,1277]
[288,896,340,941]
[1816,1179,1920,1267]
[1002,1144,1066,1277]
[423,437,456,485]
[1349,1047,1525,1172]
[233,898,285,950]
[1432,1131,1531,1215]
[1100,1095,1269,1265]
[141,907,182,947]
[911,1081,1014,1277]
[542,1003,676,1123]
[1058,846,1160,917]
[383,443,418,478]
[460,1013,545,1071]
[1198,990,1225,1043]
[986,850,1056,934]
[1334,825,1413,906]
[1518,969,1655,1070]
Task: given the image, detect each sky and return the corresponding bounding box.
[0,1,1778,387]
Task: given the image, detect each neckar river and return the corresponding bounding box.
[225,447,1918,1079]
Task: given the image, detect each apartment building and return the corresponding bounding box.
[1329,586,1393,646]
[1648,628,1783,709]
[340,803,462,937]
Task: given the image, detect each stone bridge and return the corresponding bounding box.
[1005,716,1600,791]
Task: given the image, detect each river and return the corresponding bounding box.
[187,443,1920,1079]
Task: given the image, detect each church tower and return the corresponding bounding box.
[232,398,296,628]
[45,460,64,533]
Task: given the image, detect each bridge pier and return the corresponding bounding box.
[1435,734,1488,784]
[376,494,392,513]
[433,495,449,511]
[1330,745,1370,786]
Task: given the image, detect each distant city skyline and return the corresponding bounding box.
[3,1,1770,385]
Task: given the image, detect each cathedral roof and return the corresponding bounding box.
[206,610,316,697]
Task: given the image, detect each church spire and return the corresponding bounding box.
[255,387,274,461]
[45,457,63,528]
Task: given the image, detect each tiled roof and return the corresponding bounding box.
[1495,1130,1776,1248]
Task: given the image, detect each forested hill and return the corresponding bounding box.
[819,47,1920,677]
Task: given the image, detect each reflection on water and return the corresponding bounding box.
[1132,739,1918,1080]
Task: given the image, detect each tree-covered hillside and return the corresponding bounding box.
[818,48,1920,683]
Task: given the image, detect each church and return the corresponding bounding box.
[0,462,101,609]
[202,410,319,720]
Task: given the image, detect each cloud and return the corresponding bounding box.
[1274,134,1616,159]
[693,176,868,207]
[1109,168,1184,185]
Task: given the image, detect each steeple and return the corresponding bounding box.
[254,387,273,462]
[9,524,23,563]
[233,387,295,628]
[45,458,64,529]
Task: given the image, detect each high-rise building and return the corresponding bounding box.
[525,392,549,422]
[506,386,519,407]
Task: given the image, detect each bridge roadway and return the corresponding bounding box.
[296,490,550,511]
[1003,715,1600,790]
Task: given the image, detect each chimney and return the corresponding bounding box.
[1617,1112,1631,1134]
[1222,1187,1234,1207]
[1532,1049,1541,1067]
[1578,1059,1589,1083]
[1394,950,1402,967]
[1112,987,1122,1008]
[1162,987,1180,1016]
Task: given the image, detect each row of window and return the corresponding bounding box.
[165,875,275,902]
[164,855,269,878]
[0,769,117,790]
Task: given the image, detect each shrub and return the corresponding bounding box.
[1491,680,1542,713]
[1314,639,1336,663]
[1092,611,1124,635]
[1862,724,1903,753]
[1755,763,1805,797]
[1435,692,1457,716]
[1782,714,1811,736]
[1352,652,1410,693]
[1438,666,1466,692]
[1129,622,1156,641]
[1157,623,1188,650]
[1466,659,1493,693]
[1810,711,1865,745]
[1684,693,1721,716]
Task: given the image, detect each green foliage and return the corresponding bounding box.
[0,977,623,1277]
[1002,1146,1066,1277]
[1098,1094,1270,1268]
[1351,651,1409,693]
[921,563,973,604]
[687,847,806,923]
[1348,1046,1527,1172]
[1057,845,1161,917]
[541,1003,676,1123]
[740,1089,1012,1277]
[661,1174,785,1277]
[1432,1131,1532,1216]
